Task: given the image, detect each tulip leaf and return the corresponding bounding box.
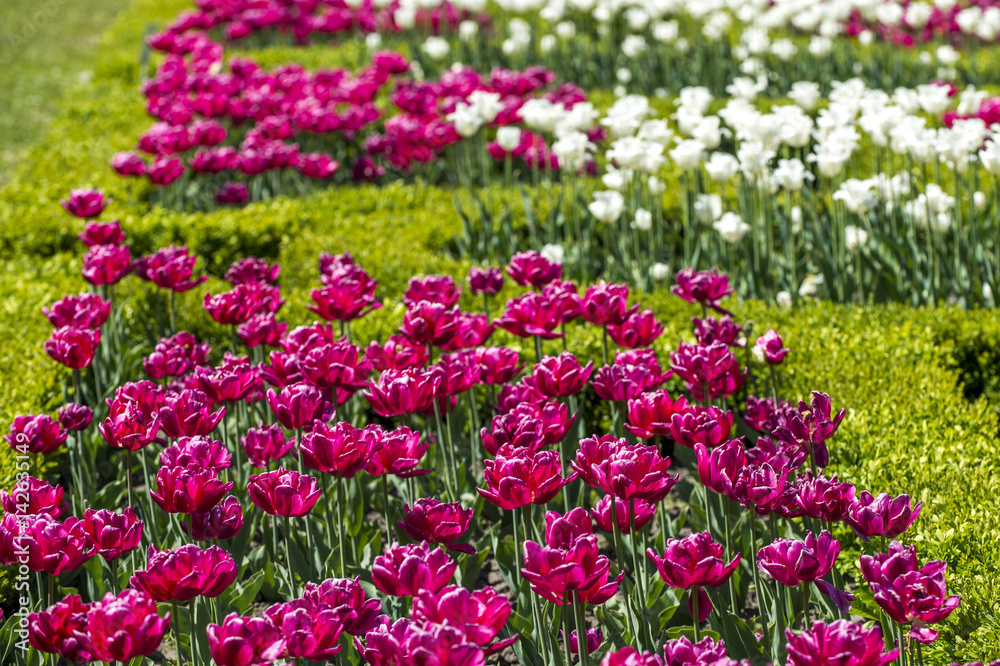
[222,570,265,615]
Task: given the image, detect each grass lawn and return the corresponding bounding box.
[0,0,131,184]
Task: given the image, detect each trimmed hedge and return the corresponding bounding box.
[2,0,1000,662]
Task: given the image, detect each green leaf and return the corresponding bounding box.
[222,570,265,616]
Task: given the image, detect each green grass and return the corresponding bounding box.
[0,0,131,184]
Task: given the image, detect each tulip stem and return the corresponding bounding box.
[801,582,810,629]
[562,600,575,666]
[629,498,652,650]
[749,514,770,659]
[48,574,55,608]
[189,600,198,666]
[511,507,522,593]
[111,557,120,594]
[125,450,133,510]
[534,335,544,364]
[573,592,589,666]
[691,589,700,641]
[609,502,636,642]
[169,290,177,333]
[723,496,737,612]
[381,475,396,544]
[171,598,183,666]
[337,475,347,577]
[284,515,298,596]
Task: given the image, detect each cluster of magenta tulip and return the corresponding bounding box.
[0,189,980,666]
[113,25,596,211]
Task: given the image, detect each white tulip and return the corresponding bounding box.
[496,127,522,152]
[714,212,750,244]
[588,191,625,223]
[704,152,740,183]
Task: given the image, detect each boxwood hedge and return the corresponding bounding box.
[2,0,1000,662]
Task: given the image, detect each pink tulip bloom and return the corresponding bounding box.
[58,402,93,431]
[608,308,664,348]
[158,390,225,439]
[300,421,380,477]
[1,476,66,517]
[590,495,656,534]
[591,361,662,403]
[247,468,322,517]
[846,491,922,540]
[84,508,143,561]
[521,534,623,605]
[754,329,789,365]
[530,352,593,398]
[143,331,211,379]
[404,275,462,308]
[61,188,109,218]
[160,435,232,470]
[365,335,429,372]
[309,278,382,322]
[439,312,495,351]
[564,628,602,655]
[860,541,961,644]
[6,414,68,454]
[662,636,727,666]
[474,346,522,385]
[494,292,565,339]
[399,498,475,554]
[194,354,263,403]
[78,589,170,662]
[241,423,294,468]
[730,462,791,515]
[625,391,689,439]
[600,647,664,666]
[365,426,428,478]
[185,495,244,541]
[300,340,372,394]
[111,151,146,176]
[0,513,95,575]
[647,532,740,621]
[412,585,516,654]
[468,266,504,296]
[544,508,594,549]
[581,280,636,327]
[757,530,841,586]
[82,244,133,286]
[43,293,110,329]
[507,251,561,288]
[79,220,126,247]
[135,246,207,293]
[27,594,93,662]
[45,326,100,369]
[151,466,233,514]
[130,545,238,602]
[695,440,748,497]
[372,542,458,597]
[364,366,443,417]
[794,471,856,522]
[692,315,743,347]
[433,351,481,395]
[225,257,280,285]
[785,620,899,666]
[266,383,330,430]
[543,280,583,322]
[265,598,345,660]
[207,613,286,666]
[671,268,733,313]
[304,576,382,635]
[669,405,733,449]
[399,301,460,348]
[237,312,287,348]
[479,445,576,510]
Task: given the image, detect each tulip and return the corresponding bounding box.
[468,266,504,296]
[1,476,66,517]
[365,366,443,417]
[160,435,232,470]
[111,151,146,176]
[143,331,211,379]
[135,246,207,292]
[600,647,664,666]
[545,507,594,549]
[590,495,656,534]
[0,513,95,574]
[671,268,733,313]
[530,352,593,397]
[83,507,143,561]
[479,446,576,510]
[785,620,899,666]
[300,340,373,394]
[795,471,856,522]
[58,402,93,432]
[265,599,345,660]
[521,534,623,605]
[301,421,380,476]
[61,188,109,218]
[591,361,662,402]
[662,636,728,666]
[6,413,68,454]
[404,275,462,307]
[45,326,100,369]
[475,345,522,384]
[494,292,565,339]
[372,542,458,597]
[267,382,330,430]
[695,440,747,496]
[481,402,573,455]
[225,256,280,285]
[79,589,170,662]
[366,426,428,478]
[543,280,583,322]
[757,531,841,586]
[399,498,475,554]
[400,301,460,347]
[605,442,677,503]
[440,312,495,351]
[507,250,561,287]
[304,577,382,635]
[433,351,481,395]
[130,545,238,602]
[247,468,322,517]
[82,244,133,286]
[608,308,664,348]
[185,495,244,541]
[846,491,922,540]
[42,292,110,329]
[626,390,689,439]
[581,280,635,327]
[564,628,602,655]
[242,423,294,468]
[754,329,789,365]
[730,462,791,515]
[151,466,233,514]
[298,153,339,178]
[158,390,225,439]
[310,279,382,321]
[669,341,745,402]
[193,354,263,403]
[148,156,185,185]
[204,283,283,326]
[79,220,126,247]
[647,532,740,622]
[207,613,286,666]
[692,315,743,347]
[365,334,429,371]
[237,312,287,348]
[669,405,733,449]
[412,585,516,653]
[27,594,93,662]
[860,541,961,644]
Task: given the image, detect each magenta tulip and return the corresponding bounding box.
[647,532,740,621]
[247,468,322,517]
[130,545,238,602]
[785,620,899,666]
[150,466,233,514]
[372,541,458,597]
[83,508,143,561]
[78,589,170,662]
